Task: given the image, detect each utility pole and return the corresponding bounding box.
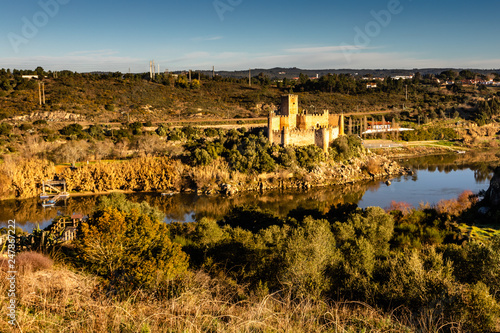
[212,66,215,79]
[189,70,192,83]
[405,84,408,101]
[42,82,45,105]
[248,68,251,86]
[152,60,155,79]
[38,82,42,105]
[149,61,152,79]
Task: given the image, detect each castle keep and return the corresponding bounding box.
[268,94,344,152]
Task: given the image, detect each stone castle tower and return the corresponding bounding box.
[267,94,344,153]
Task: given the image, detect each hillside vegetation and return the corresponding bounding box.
[1,68,500,124]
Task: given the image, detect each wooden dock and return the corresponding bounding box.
[40,179,70,206]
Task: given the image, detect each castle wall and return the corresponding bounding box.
[286,129,316,146]
[298,113,330,130]
[328,114,345,136]
[329,114,340,127]
[271,130,282,145]
[330,126,340,140]
[269,116,281,131]
[279,116,290,130]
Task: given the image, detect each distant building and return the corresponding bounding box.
[392,75,414,80]
[22,75,39,80]
[268,94,344,153]
[368,121,391,130]
[362,120,414,135]
[366,83,377,89]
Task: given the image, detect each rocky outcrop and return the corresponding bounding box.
[484,167,500,208]
[13,111,84,122]
[216,154,411,196]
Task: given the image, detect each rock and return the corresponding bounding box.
[385,180,391,186]
[478,206,490,215]
[221,184,238,196]
[484,167,500,207]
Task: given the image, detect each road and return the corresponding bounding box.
[362,141,404,149]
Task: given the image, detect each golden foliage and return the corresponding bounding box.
[61,157,176,192]
[0,157,54,198]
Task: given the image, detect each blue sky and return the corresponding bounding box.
[1,0,499,72]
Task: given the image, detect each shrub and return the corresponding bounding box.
[280,217,338,298]
[385,201,413,216]
[156,124,169,136]
[435,190,475,216]
[295,145,325,171]
[19,123,33,131]
[0,123,13,136]
[221,206,283,233]
[33,119,47,126]
[129,122,143,135]
[363,158,381,175]
[15,251,53,273]
[77,206,189,294]
[60,123,83,137]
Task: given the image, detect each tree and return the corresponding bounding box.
[280,217,338,298]
[77,203,189,294]
[299,73,309,85]
[190,79,201,89]
[35,66,45,78]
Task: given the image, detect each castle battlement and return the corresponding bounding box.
[287,128,316,134]
[301,112,328,117]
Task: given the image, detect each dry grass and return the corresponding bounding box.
[187,158,248,192]
[0,262,444,333]
[14,251,53,274]
[364,158,382,175]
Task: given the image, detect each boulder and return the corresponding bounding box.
[484,167,500,207]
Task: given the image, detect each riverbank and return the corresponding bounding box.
[0,150,411,201]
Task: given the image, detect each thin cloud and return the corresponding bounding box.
[191,36,224,42]
[66,49,119,57]
[286,45,377,53]
[1,50,498,72]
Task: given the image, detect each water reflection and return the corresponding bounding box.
[1,151,497,232]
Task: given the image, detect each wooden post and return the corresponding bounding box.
[38,82,42,105]
[42,82,45,104]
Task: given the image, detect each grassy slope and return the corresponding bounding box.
[4,76,494,123]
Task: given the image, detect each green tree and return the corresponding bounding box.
[77,205,189,294]
[280,217,338,298]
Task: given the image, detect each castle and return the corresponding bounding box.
[267,94,344,152]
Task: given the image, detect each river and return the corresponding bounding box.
[0,152,497,232]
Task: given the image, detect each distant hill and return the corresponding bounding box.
[185,67,500,80]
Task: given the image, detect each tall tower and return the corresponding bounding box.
[279,94,299,130]
[279,94,298,116]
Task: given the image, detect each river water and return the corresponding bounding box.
[1,152,497,232]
